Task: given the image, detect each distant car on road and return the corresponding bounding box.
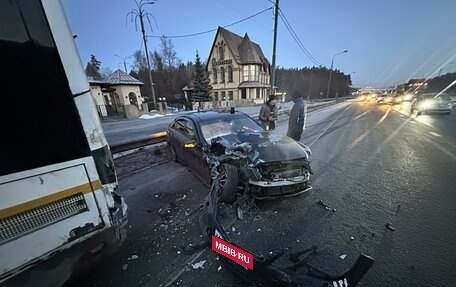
[166,110,312,202]
[411,93,453,115]
[376,93,389,104]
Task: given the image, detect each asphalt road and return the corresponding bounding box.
[73,100,456,287]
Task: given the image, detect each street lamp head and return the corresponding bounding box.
[343,50,348,53]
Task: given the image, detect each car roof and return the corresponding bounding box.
[180,110,248,122]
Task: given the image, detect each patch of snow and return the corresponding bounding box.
[139,114,165,119]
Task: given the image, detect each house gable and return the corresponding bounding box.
[202,27,272,105]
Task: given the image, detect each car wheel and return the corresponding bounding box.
[218,164,238,203]
[168,145,177,162]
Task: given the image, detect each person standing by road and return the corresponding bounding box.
[259,94,278,130]
[287,90,305,141]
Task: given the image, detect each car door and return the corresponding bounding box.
[170,119,208,184]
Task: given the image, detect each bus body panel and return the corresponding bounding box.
[0,0,127,284]
[0,158,108,278]
[42,0,109,152]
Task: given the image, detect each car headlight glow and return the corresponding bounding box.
[419,100,433,110]
[404,94,413,101]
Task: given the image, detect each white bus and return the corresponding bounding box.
[0,0,127,286]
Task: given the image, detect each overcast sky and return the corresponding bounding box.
[62,0,456,88]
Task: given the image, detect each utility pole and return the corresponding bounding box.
[270,0,279,97]
[139,10,156,108]
[128,1,157,109]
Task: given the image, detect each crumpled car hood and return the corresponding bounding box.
[215,131,309,164]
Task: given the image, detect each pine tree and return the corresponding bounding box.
[191,51,212,103]
[85,54,103,80]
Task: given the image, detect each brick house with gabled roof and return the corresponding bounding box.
[207,27,271,106]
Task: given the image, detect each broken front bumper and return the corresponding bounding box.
[248,172,311,199]
[199,176,375,287]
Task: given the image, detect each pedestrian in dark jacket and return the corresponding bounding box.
[259,94,278,130]
[287,90,305,141]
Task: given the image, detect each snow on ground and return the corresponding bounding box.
[139,114,165,119]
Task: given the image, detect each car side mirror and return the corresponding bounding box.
[184,140,198,149]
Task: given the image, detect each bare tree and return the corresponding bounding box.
[132,50,148,72]
[160,36,181,69]
[101,67,113,79]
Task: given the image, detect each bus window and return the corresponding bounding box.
[1,0,91,176]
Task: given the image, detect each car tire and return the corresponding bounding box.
[169,145,178,162]
[218,164,238,203]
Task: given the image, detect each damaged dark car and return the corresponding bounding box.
[166,110,313,202]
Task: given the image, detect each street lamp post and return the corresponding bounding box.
[115,54,133,73]
[325,50,348,99]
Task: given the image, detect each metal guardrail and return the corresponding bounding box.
[109,100,337,154]
[110,132,167,154]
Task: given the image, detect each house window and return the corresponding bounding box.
[218,46,224,60]
[241,89,247,99]
[214,92,218,101]
[256,88,261,99]
[228,91,233,100]
[221,91,226,100]
[212,68,218,84]
[220,67,225,83]
[243,65,259,82]
[249,65,259,81]
[228,65,233,82]
[243,66,249,82]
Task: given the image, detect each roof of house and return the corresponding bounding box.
[215,27,269,66]
[104,69,144,85]
[87,76,105,85]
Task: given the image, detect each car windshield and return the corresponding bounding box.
[200,115,263,142]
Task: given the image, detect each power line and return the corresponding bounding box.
[278,8,320,66]
[279,9,319,65]
[147,7,273,39]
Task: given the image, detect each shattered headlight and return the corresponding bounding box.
[244,166,262,181]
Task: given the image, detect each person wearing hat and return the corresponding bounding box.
[287,90,305,141]
[259,94,278,130]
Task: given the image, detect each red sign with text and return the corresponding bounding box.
[211,235,254,270]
